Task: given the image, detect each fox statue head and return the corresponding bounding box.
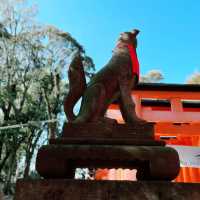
[118,29,140,48]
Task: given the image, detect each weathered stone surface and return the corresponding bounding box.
[49,138,165,146]
[15,179,200,200]
[36,145,180,181]
[62,122,154,139]
[36,121,180,181]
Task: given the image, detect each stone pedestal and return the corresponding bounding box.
[16,122,183,200]
[36,122,180,181]
[36,144,179,180]
[15,179,200,200]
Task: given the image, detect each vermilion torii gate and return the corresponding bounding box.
[105,83,200,182]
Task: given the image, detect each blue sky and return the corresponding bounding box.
[35,0,200,83]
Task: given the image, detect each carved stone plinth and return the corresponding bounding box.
[61,122,154,139]
[15,179,200,200]
[36,122,180,181]
[36,144,179,181]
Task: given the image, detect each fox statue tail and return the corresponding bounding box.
[64,52,87,122]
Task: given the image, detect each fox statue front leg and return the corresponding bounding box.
[118,75,146,124]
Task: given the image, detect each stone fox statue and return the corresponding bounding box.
[64,29,146,124]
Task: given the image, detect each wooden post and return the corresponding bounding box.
[170,98,183,112]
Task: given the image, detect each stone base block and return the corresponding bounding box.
[15,179,200,200]
[62,122,154,139]
[36,145,180,180]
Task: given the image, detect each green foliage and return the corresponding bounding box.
[0,0,94,195]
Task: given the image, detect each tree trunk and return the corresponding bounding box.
[0,139,3,160]
[4,152,16,195]
[23,154,31,179]
[48,121,56,139]
[23,129,43,178]
[0,150,11,173]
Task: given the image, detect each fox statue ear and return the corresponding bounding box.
[131,29,140,36]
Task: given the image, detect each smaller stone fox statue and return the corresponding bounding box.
[64,29,146,124]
